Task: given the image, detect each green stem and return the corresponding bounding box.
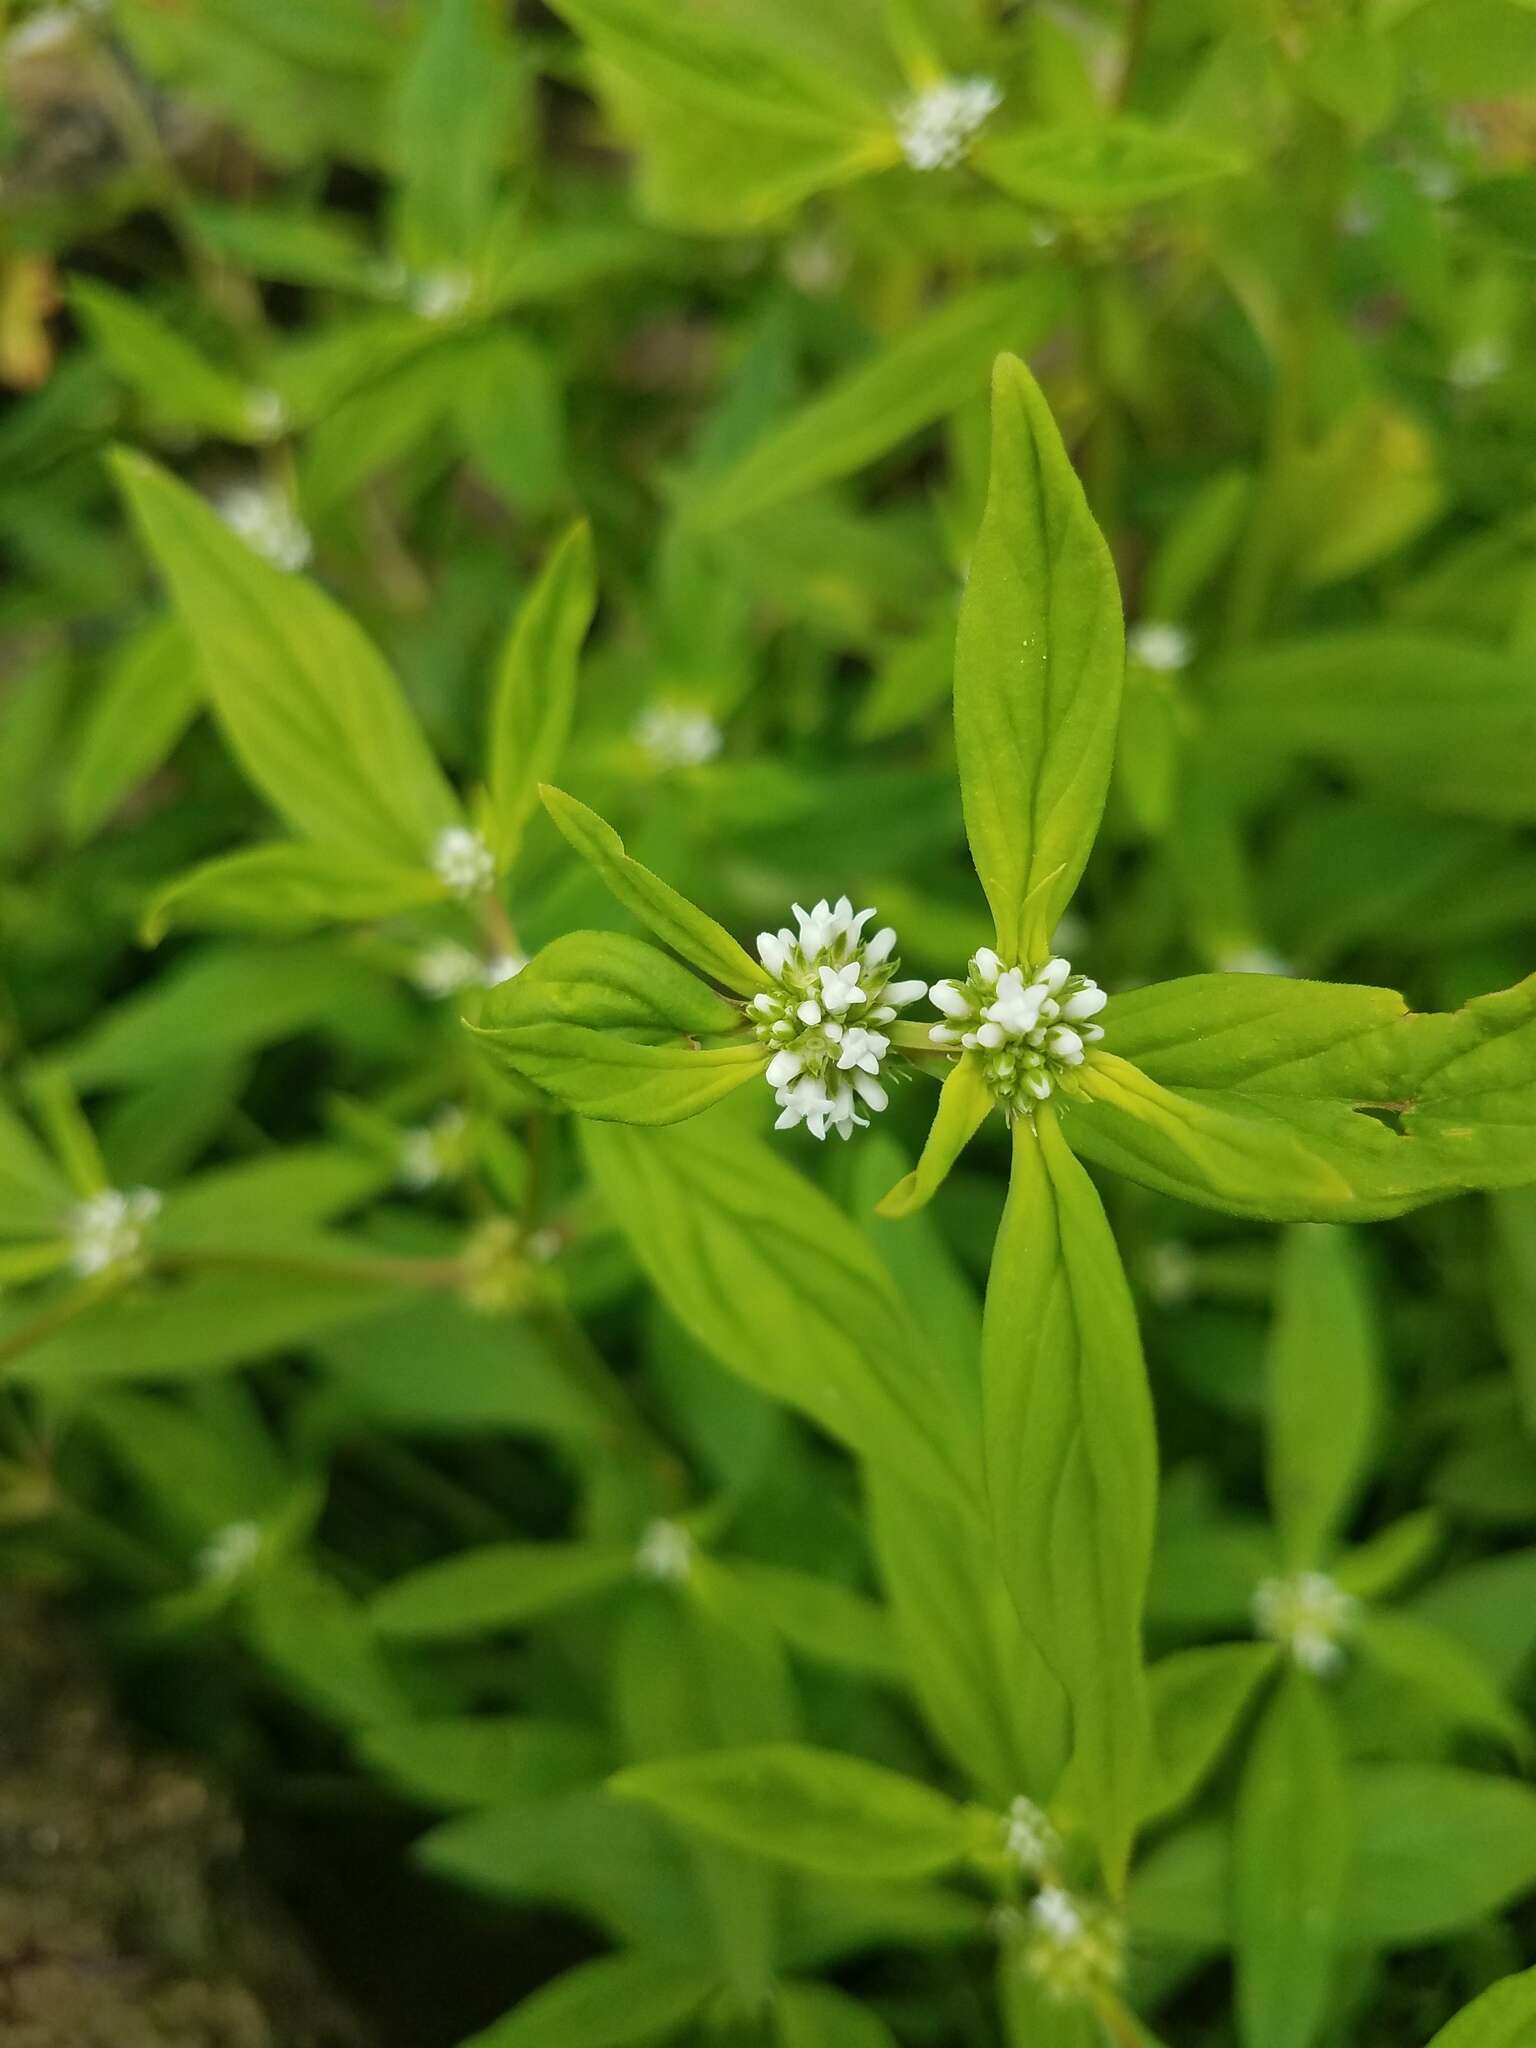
[531,1298,685,1503]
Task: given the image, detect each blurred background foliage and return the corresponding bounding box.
[4,0,1536,2043]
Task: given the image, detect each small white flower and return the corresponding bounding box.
[1002,1795,1059,1876]
[1411,158,1458,204]
[751,897,925,1141]
[1450,338,1507,392]
[214,481,311,572]
[895,75,1002,171]
[68,1186,160,1278]
[1217,946,1294,977]
[1252,1571,1358,1675]
[1022,1884,1125,2003]
[412,941,486,998]
[635,1518,694,1584]
[927,953,1105,1117]
[412,267,474,320]
[523,1226,562,1263]
[397,1108,468,1190]
[431,825,495,899]
[1127,620,1193,672]
[196,1521,262,1581]
[633,703,723,769]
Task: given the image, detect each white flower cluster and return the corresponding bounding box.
[1002,1795,1060,1877]
[752,899,925,1141]
[1023,1884,1125,2004]
[894,76,1002,171]
[634,1518,694,1584]
[214,481,312,572]
[1252,1571,1357,1675]
[928,951,1106,1115]
[413,941,525,999]
[633,703,723,769]
[68,1186,161,1278]
[411,268,475,321]
[431,826,496,899]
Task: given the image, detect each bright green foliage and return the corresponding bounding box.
[4,4,1536,2044]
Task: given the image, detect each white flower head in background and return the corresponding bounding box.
[928,951,1106,1117]
[1002,1795,1060,1877]
[397,1107,469,1191]
[411,268,474,321]
[1252,1570,1358,1675]
[431,825,495,899]
[68,1186,161,1278]
[634,1518,694,1584]
[894,76,1001,172]
[197,1520,262,1582]
[214,481,312,572]
[751,898,926,1141]
[633,702,723,770]
[412,941,523,998]
[1217,945,1294,977]
[1449,338,1508,392]
[1022,1885,1125,2004]
[1127,620,1193,672]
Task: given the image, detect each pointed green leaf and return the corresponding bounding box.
[1234,1675,1349,2048]
[459,1954,720,2048]
[1265,1228,1380,1569]
[487,523,596,868]
[611,1743,972,1882]
[372,1542,635,1640]
[470,930,762,1124]
[978,120,1241,214]
[541,787,771,995]
[359,1718,609,1812]
[956,355,1124,962]
[0,1088,71,1235]
[683,278,1068,534]
[876,1055,994,1218]
[111,449,460,863]
[583,1116,979,1509]
[983,1110,1154,1889]
[1141,1643,1278,1825]
[63,617,200,845]
[1357,1610,1529,1754]
[143,841,447,942]
[776,1981,900,2048]
[547,0,889,144]
[73,278,272,442]
[1425,1967,1536,2048]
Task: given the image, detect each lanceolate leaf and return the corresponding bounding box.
[983,1110,1154,1890]
[541,787,772,995]
[1425,1967,1536,2048]
[1233,1674,1350,2048]
[487,523,596,869]
[977,120,1241,214]
[683,278,1068,534]
[111,450,461,864]
[610,1743,973,1882]
[461,1953,720,2048]
[142,841,448,942]
[955,355,1124,963]
[372,1542,635,1640]
[876,1056,994,1218]
[583,1115,979,1509]
[1265,1227,1379,1569]
[472,931,762,1124]
[547,0,890,144]
[1072,973,1536,1218]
